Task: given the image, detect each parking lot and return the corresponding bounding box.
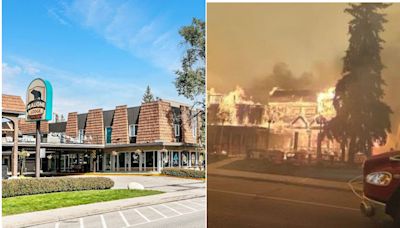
[30,197,205,228]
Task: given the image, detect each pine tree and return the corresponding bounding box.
[142,85,155,103]
[326,3,392,163]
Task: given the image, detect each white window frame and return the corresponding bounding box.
[129,124,138,137]
[174,124,181,137]
[78,129,84,143]
[105,127,112,144]
[192,117,197,139]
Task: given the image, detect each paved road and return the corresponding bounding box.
[208,176,394,228]
[30,197,205,228]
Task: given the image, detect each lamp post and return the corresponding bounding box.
[315,114,327,161]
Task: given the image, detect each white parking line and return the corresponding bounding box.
[161,204,183,215]
[134,209,151,222]
[80,218,84,228]
[148,206,167,218]
[119,211,130,227]
[174,202,197,211]
[189,200,205,207]
[100,214,107,228]
[128,209,204,227]
[54,222,59,228]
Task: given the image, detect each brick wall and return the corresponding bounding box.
[84,109,104,144]
[65,112,78,138]
[180,106,195,144]
[111,105,129,144]
[18,119,49,134]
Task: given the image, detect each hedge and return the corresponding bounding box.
[161,168,205,178]
[2,177,114,198]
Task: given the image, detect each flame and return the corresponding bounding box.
[317,87,336,119]
[217,86,254,125]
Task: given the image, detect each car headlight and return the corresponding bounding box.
[365,172,392,186]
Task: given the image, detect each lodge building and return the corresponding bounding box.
[207,87,340,159]
[2,94,204,176]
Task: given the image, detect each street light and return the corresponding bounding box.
[315,114,327,161]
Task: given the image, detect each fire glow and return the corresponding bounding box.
[210,86,337,128]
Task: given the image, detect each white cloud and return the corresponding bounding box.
[2,63,22,78]
[60,0,182,73]
[48,8,70,26]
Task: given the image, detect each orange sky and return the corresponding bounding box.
[207,3,400,132]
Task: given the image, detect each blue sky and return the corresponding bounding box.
[3,0,205,116]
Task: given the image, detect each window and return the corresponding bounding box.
[174,124,180,137]
[105,127,112,144]
[192,117,197,139]
[129,124,138,137]
[78,129,84,143]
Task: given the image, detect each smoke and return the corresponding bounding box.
[245,62,340,103]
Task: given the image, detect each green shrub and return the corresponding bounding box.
[2,177,114,198]
[161,168,205,178]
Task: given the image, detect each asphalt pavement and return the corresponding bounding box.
[207,176,394,228]
[29,197,205,228]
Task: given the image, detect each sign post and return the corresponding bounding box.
[26,78,53,178]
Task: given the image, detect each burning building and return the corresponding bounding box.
[207,86,340,159]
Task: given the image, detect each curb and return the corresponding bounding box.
[208,171,358,192]
[4,193,205,228]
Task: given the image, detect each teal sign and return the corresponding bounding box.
[26,78,53,121]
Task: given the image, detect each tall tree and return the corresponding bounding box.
[326,3,392,163]
[175,18,205,147]
[142,85,155,103]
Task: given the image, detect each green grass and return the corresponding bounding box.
[3,189,163,216]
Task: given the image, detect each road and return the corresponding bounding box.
[208,176,394,228]
[30,197,205,228]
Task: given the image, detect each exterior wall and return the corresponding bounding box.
[65,112,78,138]
[18,119,49,134]
[84,109,104,144]
[180,106,195,144]
[159,102,174,142]
[111,105,129,144]
[136,102,161,143]
[137,101,175,143]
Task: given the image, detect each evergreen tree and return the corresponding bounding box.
[142,85,155,103]
[326,3,392,163]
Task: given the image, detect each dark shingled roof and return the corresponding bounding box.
[269,89,316,103]
[103,110,115,127]
[49,122,67,133]
[127,106,140,125]
[77,113,87,130]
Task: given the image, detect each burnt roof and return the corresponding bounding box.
[269,89,316,103]
[49,122,67,133]
[127,106,140,125]
[103,110,115,127]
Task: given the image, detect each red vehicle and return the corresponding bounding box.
[360,151,400,225]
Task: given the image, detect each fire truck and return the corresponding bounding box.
[360,151,400,225]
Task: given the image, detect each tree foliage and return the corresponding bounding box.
[175,18,206,147]
[325,3,392,162]
[142,85,155,103]
[175,18,205,100]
